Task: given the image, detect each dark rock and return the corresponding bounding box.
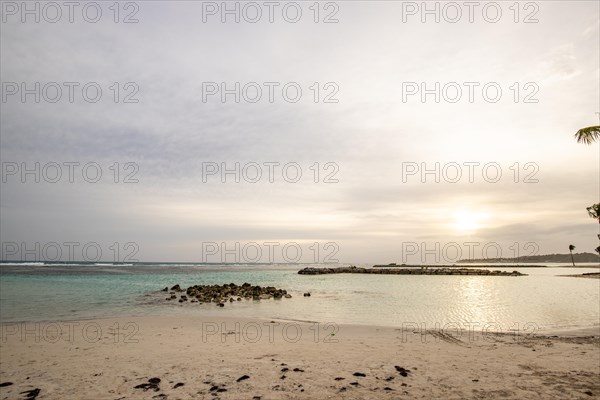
[298,266,526,276]
[173,382,184,389]
[20,389,41,400]
[334,377,345,381]
[236,375,250,382]
[293,368,304,372]
[161,287,168,292]
[170,284,181,291]
[353,372,366,377]
[385,376,394,381]
[135,377,161,392]
[395,366,410,377]
[134,383,155,391]
[281,367,289,372]
[216,388,227,392]
[0,382,13,387]
[384,387,394,391]
[164,283,292,305]
[209,386,219,392]
[303,292,311,297]
[280,375,286,380]
[350,382,359,386]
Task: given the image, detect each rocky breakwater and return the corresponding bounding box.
[298,266,526,276]
[162,283,292,306]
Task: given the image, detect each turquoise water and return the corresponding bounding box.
[1,263,598,333]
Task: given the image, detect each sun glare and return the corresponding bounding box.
[453,210,489,233]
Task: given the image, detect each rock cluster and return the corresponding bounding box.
[298,266,525,276]
[373,264,545,269]
[164,283,292,306]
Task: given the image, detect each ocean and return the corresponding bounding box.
[1,262,598,334]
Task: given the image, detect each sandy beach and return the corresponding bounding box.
[3,0,600,398]
[1,315,598,399]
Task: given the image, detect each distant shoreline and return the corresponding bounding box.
[373,264,548,268]
[457,252,600,264]
[559,272,600,279]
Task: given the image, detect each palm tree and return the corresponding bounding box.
[574,126,600,144]
[568,244,576,266]
[595,246,600,255]
[586,203,600,223]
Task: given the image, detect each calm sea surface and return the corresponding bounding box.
[1,262,598,333]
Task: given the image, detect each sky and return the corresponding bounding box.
[1,1,599,264]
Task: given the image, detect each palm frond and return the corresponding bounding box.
[587,203,600,220]
[574,126,600,144]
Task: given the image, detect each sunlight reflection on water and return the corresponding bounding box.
[1,264,598,333]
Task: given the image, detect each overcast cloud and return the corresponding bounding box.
[1,1,599,263]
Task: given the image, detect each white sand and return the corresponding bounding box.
[1,316,599,399]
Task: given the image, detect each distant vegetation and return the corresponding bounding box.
[458,252,600,263]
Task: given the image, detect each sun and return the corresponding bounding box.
[453,210,489,233]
